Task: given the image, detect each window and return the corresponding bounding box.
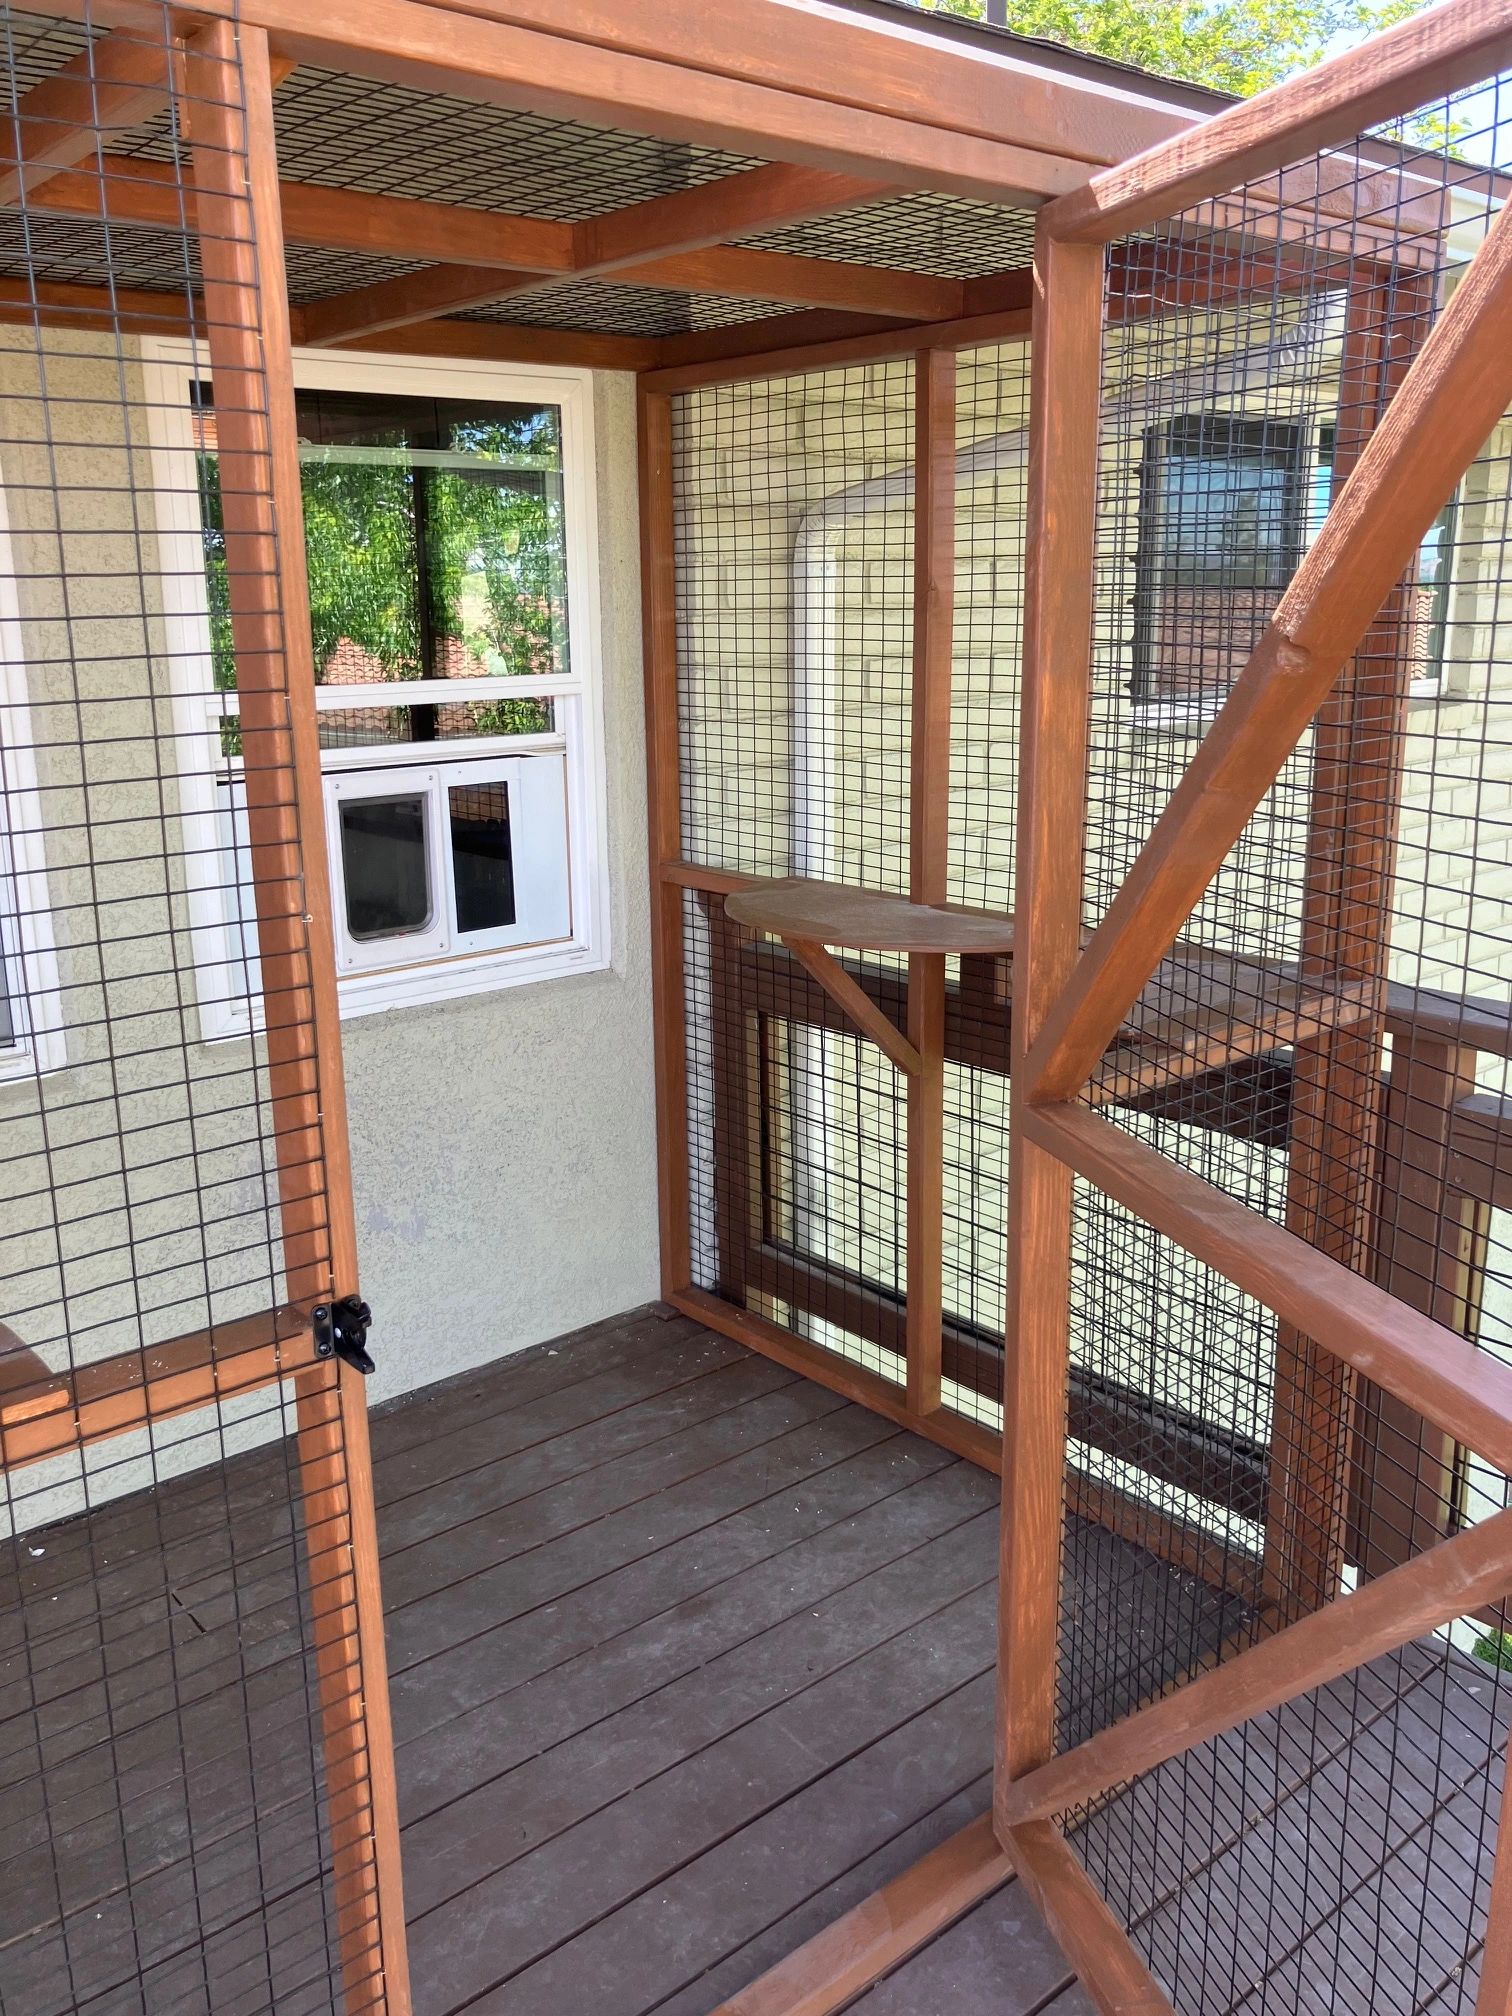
[143,349,607,1034]
[1132,414,1308,714]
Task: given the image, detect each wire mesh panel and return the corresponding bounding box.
[1040,70,1512,2016]
[0,7,399,2011]
[671,348,1029,1426]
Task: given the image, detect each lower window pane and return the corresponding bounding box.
[339,794,432,939]
[449,781,516,934]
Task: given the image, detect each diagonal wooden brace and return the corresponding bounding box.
[1002,1498,1512,1827]
[1019,188,1512,1110]
[784,936,922,1077]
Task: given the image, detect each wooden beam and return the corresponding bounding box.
[0,273,193,333]
[1022,1103,1512,1479]
[325,314,658,370]
[1001,1502,1512,1827]
[1263,268,1434,1628]
[1043,0,1512,243]
[1001,1822,1175,2015]
[173,0,1114,207]
[996,228,1104,1812]
[639,385,693,1297]
[300,242,965,348]
[183,23,411,2015]
[573,161,894,272]
[1020,190,1512,1110]
[346,0,1194,176]
[0,26,181,207]
[642,285,1033,393]
[906,344,955,1420]
[23,153,580,271]
[708,1813,1011,2016]
[785,935,923,1078]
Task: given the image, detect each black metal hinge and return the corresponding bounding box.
[313,1295,375,1375]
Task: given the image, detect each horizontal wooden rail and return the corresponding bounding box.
[1024,1102,1512,1477]
[1001,1502,1512,1826]
[0,1304,313,1471]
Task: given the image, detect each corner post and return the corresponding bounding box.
[906,344,956,1416]
[997,226,1105,1799]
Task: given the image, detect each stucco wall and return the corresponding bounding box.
[346,371,659,1410]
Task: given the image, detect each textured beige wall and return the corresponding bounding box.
[347,371,659,1410]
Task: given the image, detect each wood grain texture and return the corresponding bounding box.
[174,0,1101,208]
[0,26,181,205]
[1264,270,1433,1627]
[639,387,693,1296]
[907,346,957,1419]
[725,878,1014,954]
[1022,189,1512,1108]
[785,937,923,1078]
[1002,1503,1512,1827]
[1002,1822,1175,2014]
[708,1814,1010,2016]
[1043,0,1511,242]
[184,23,410,2012]
[996,230,1104,1808]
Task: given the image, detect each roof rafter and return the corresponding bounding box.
[0,27,182,207]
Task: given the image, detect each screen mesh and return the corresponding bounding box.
[0,7,394,2011]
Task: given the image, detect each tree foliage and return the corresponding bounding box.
[916,0,1428,98]
[199,431,566,739]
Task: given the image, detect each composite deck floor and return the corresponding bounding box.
[4,1302,1506,2014]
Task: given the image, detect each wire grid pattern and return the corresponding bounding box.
[674,362,918,1392]
[1056,85,1512,2016]
[0,209,431,304]
[457,281,796,338]
[0,6,383,2010]
[740,189,1037,277]
[114,62,765,222]
[672,347,1030,1427]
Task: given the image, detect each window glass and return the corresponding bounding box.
[195,384,569,698]
[338,793,433,940]
[449,779,516,935]
[1145,417,1304,591]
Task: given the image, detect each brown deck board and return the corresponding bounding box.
[3,1305,1506,2016]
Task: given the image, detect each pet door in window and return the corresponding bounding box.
[324,752,571,974]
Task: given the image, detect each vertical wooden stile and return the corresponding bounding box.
[997,227,1105,1800]
[639,386,693,1295]
[1264,269,1437,1624]
[906,344,955,1417]
[184,23,411,2013]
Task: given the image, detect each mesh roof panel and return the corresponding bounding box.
[113,63,766,221]
[743,189,1037,277]
[0,212,428,302]
[0,8,94,93]
[456,280,795,337]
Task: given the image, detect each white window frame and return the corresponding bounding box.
[140,340,610,1037]
[0,483,65,1084]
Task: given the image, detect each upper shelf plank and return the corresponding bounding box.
[725,877,1016,955]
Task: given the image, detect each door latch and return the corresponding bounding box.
[313,1295,375,1375]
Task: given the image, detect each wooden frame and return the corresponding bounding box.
[181,23,411,2015]
[995,8,1512,2014]
[5,2,1511,2014]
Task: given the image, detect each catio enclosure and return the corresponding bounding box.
[2,1,1512,2015]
